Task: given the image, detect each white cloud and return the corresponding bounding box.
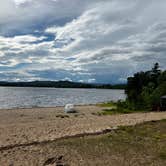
[0,0,166,83]
[0,0,99,35]
[14,0,31,5]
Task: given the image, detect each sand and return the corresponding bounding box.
[0,105,165,165]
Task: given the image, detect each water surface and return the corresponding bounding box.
[0,87,126,109]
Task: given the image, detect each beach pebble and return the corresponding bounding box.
[64,104,76,113]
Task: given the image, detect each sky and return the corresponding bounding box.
[0,0,166,84]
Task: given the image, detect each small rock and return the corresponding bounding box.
[43,155,68,166]
[64,104,76,113]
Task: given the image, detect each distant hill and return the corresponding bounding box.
[0,81,126,89]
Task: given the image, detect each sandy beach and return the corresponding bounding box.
[0,105,166,165]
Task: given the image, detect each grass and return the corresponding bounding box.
[102,108,133,115]
[46,120,166,165]
[101,108,146,115]
[98,101,117,108]
[159,150,166,160]
[97,101,147,115]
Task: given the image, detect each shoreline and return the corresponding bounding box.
[0,103,98,111]
[0,105,166,147]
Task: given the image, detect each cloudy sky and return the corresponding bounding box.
[0,0,166,83]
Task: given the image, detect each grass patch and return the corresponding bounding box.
[101,108,146,115]
[159,150,166,160]
[45,120,166,165]
[102,108,133,115]
[98,101,147,115]
[98,101,117,108]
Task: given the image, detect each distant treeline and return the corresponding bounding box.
[0,80,126,89]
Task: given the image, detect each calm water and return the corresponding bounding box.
[0,87,126,109]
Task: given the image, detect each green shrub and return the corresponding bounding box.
[125,63,166,111]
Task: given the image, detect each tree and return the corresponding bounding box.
[125,63,165,110]
[152,62,160,74]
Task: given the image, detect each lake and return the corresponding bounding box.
[0,87,126,109]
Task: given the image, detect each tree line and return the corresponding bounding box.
[0,80,126,89]
[125,63,166,110]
